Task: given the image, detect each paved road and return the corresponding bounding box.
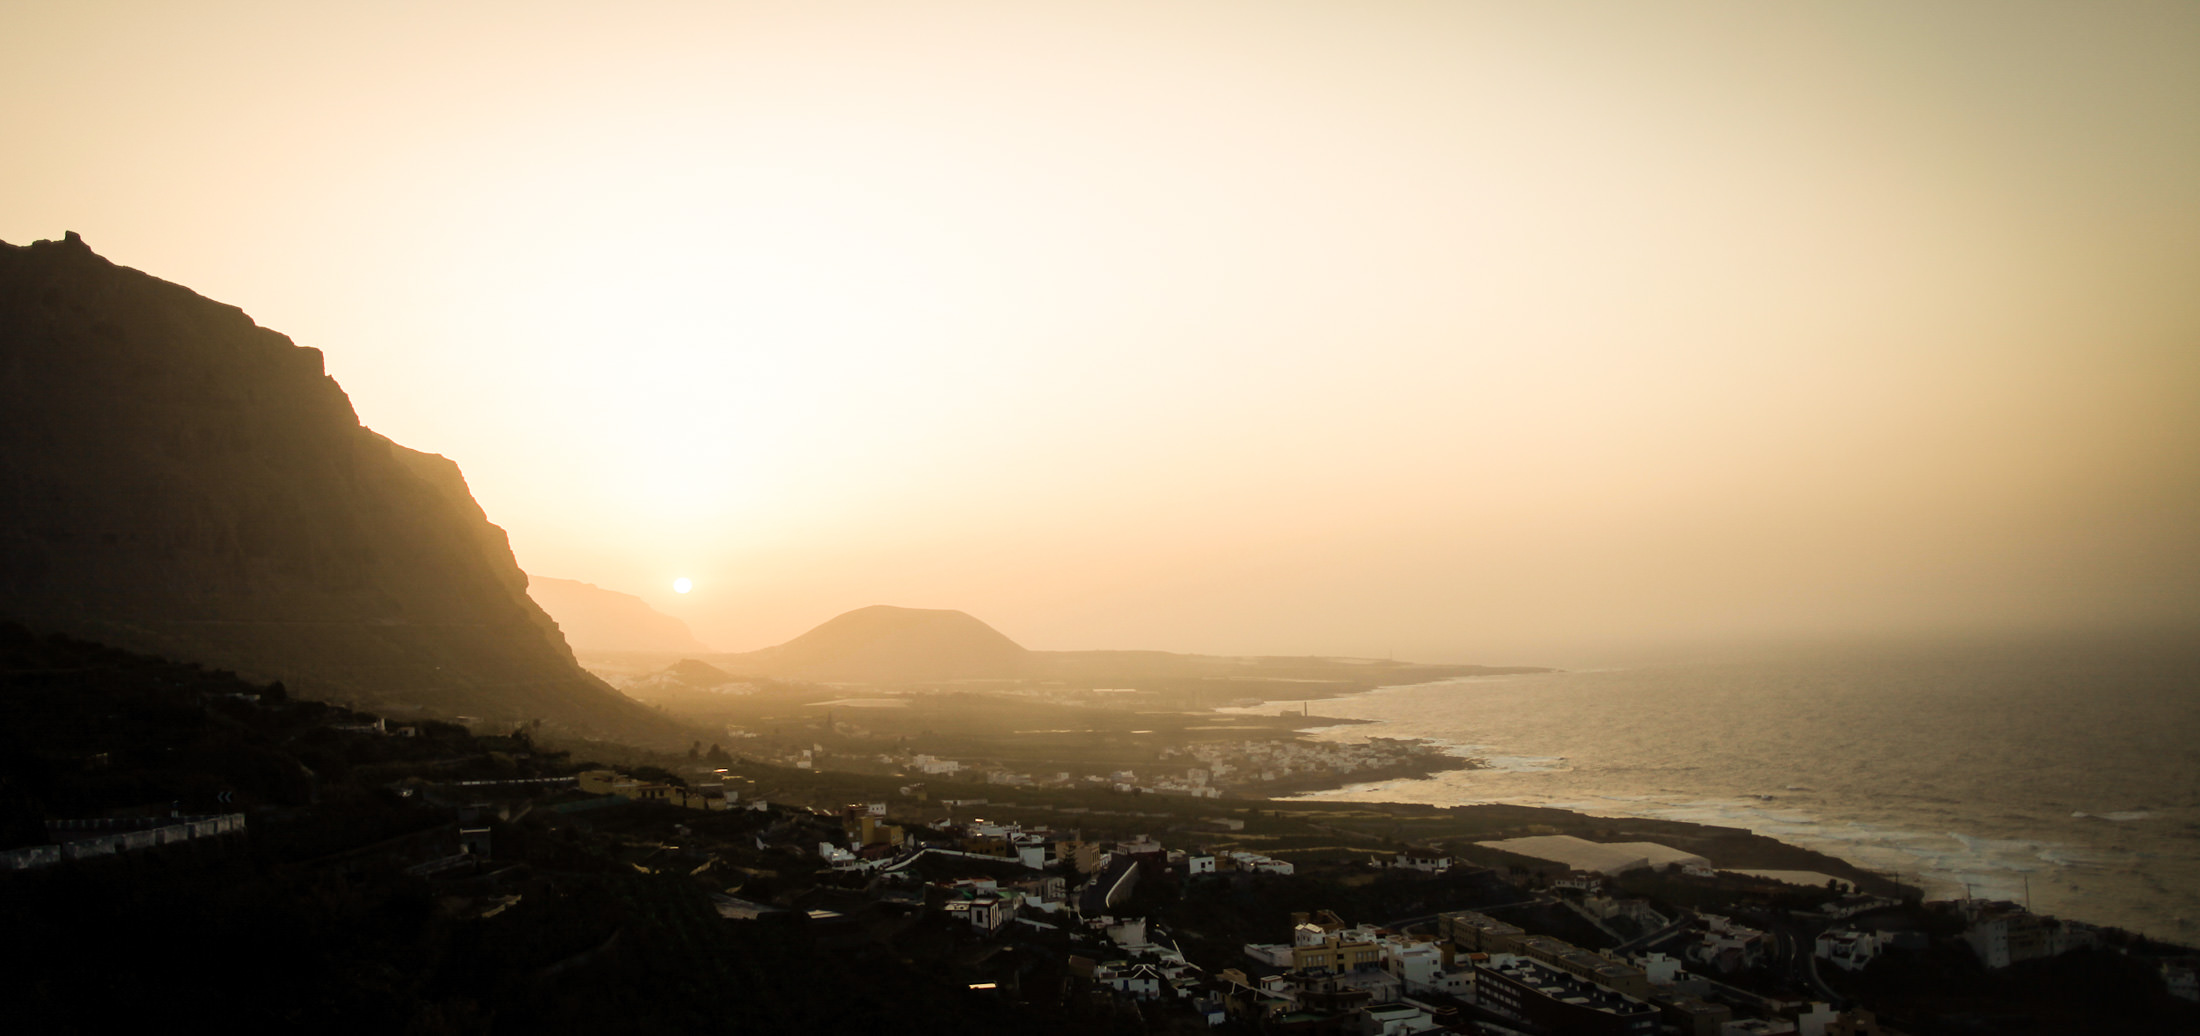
[1770,919,1843,1005]
[1382,897,1542,934]
[1613,910,1695,954]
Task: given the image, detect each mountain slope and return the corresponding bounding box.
[0,233,679,742]
[528,577,711,654]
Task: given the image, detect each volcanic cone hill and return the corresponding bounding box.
[707,604,1550,691]
[717,605,1031,681]
[0,233,682,743]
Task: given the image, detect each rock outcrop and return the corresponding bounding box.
[0,233,682,742]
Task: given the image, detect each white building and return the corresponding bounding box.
[1362,1001,1445,1035]
[1380,938,1470,996]
[910,754,961,775]
[1959,902,2088,969]
[2162,961,2198,1002]
[1814,928,1884,972]
[1392,848,1451,873]
[1094,961,1164,1000]
[1690,914,1769,973]
[1224,850,1294,875]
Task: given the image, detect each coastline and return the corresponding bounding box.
[1252,676,1933,888]
[1231,731,1898,893]
[1241,663,2200,944]
[1232,748,1487,799]
[1202,689,1887,887]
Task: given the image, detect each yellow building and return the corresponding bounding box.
[1291,926,1383,974]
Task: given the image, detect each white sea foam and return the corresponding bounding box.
[1513,793,2096,906]
[1329,766,2139,922]
[1480,754,1567,774]
[1272,642,2200,938]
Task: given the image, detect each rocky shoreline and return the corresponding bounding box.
[1236,694,1898,890]
[1227,740,1488,798]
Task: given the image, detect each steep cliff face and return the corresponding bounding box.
[0,233,679,741]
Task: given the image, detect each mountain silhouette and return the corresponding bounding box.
[0,233,680,742]
[707,605,1549,689]
[529,576,711,654]
[719,605,1030,681]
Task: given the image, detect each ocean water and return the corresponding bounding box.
[1277,634,2200,942]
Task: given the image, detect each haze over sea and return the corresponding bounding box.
[1278,632,2200,943]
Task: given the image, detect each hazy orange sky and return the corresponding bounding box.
[7,1,2197,665]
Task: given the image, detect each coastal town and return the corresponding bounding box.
[757,733,1469,800]
[514,759,2200,1034]
[8,639,2193,1034]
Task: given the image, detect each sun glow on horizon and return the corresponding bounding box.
[8,1,2197,660]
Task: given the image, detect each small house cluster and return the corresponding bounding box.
[1165,736,1450,788]
[576,768,739,812]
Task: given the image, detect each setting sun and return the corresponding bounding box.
[672,577,692,595]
